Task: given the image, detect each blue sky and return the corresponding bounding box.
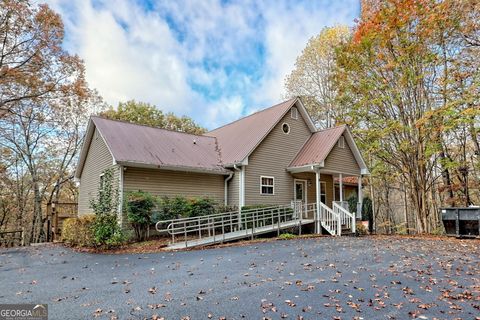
[46,0,359,129]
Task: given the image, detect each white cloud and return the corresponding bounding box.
[45,0,359,129]
[206,96,245,129]
[253,0,359,107]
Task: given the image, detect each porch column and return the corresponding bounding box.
[357,175,362,220]
[339,173,343,202]
[315,170,322,234]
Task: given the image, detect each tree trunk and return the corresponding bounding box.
[31,180,43,243]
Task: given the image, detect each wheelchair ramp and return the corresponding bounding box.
[156,204,316,250]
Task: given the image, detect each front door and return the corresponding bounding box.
[294,180,307,218]
[294,180,306,204]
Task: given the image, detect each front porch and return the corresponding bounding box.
[289,168,364,221]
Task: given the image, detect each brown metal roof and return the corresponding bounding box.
[333,176,363,185]
[91,117,229,174]
[205,98,298,165]
[289,125,346,168]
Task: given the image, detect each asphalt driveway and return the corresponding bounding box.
[1,236,479,320]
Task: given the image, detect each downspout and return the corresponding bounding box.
[224,172,234,206]
[233,164,242,229]
[118,165,124,227]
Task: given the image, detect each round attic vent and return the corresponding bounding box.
[282,123,290,134]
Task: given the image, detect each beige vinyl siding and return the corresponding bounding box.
[123,167,225,203]
[227,172,239,206]
[244,108,311,205]
[78,128,117,215]
[323,134,360,175]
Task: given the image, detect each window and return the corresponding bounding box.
[282,123,290,134]
[291,107,298,120]
[320,181,326,204]
[99,173,105,189]
[338,136,345,149]
[260,176,274,195]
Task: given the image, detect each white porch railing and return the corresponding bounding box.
[333,201,356,235]
[318,202,340,236]
[333,201,349,211]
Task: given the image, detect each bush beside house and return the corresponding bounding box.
[125,190,156,241]
[62,214,96,246]
[62,167,222,247]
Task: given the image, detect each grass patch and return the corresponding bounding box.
[278,233,296,240]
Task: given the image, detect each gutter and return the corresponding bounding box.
[116,161,231,175]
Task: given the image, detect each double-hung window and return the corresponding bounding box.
[260,176,274,195]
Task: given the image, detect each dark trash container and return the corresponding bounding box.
[441,207,480,237]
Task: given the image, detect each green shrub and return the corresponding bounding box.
[154,196,189,220]
[62,214,96,247]
[153,196,175,221]
[89,168,126,247]
[431,224,445,236]
[89,168,118,216]
[278,233,296,240]
[347,195,357,214]
[171,196,190,217]
[189,197,216,217]
[92,213,126,247]
[393,222,407,235]
[126,191,156,241]
[362,197,373,221]
[153,196,218,221]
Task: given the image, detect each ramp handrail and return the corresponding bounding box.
[156,204,313,247]
[333,202,356,234]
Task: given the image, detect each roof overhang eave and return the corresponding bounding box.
[286,162,324,173]
[74,119,96,179]
[117,161,232,175]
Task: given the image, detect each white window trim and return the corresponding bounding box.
[338,136,345,149]
[260,176,275,195]
[282,122,290,134]
[291,107,298,120]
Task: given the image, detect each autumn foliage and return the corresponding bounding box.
[288,0,479,233]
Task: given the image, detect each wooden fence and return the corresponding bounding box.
[0,229,24,247]
[46,202,78,241]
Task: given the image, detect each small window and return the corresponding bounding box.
[260,176,274,195]
[282,123,290,134]
[291,107,298,120]
[338,136,345,149]
[99,173,105,189]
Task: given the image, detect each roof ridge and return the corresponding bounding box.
[91,115,213,139]
[206,97,297,134]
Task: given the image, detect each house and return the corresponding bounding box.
[75,97,369,229]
